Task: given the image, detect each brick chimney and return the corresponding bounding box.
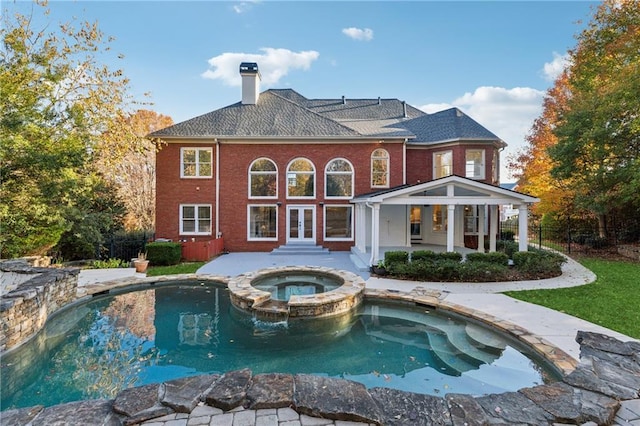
[239,62,260,105]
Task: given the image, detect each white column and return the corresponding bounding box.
[489,205,498,252]
[370,203,381,264]
[477,205,485,253]
[447,204,455,252]
[355,204,366,252]
[518,204,529,252]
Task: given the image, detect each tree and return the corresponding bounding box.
[509,72,575,218]
[549,0,640,238]
[95,110,173,231]
[0,1,131,257]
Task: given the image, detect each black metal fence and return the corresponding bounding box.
[96,231,154,261]
[499,218,640,255]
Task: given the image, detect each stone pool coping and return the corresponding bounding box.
[227,266,366,320]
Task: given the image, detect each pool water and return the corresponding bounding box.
[252,273,341,301]
[0,282,558,410]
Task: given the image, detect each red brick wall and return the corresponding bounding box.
[156,140,404,252]
[406,144,499,185]
[155,142,217,242]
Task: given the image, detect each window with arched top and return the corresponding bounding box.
[371,148,389,188]
[287,158,315,198]
[325,158,353,198]
[249,158,277,198]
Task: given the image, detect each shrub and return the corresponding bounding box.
[435,251,463,262]
[92,258,128,269]
[459,262,509,282]
[432,259,461,281]
[411,250,437,262]
[146,242,182,266]
[384,251,409,274]
[500,229,515,241]
[496,240,519,258]
[512,250,565,276]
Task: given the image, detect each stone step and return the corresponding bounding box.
[270,244,330,255]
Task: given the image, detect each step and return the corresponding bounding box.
[270,244,330,255]
[465,323,508,352]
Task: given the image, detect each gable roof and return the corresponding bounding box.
[352,175,538,205]
[150,89,504,146]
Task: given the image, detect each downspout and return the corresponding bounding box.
[403,138,407,185]
[215,138,220,239]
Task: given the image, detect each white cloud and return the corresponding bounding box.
[542,52,570,81]
[201,48,320,86]
[232,1,259,14]
[342,27,374,41]
[419,86,545,181]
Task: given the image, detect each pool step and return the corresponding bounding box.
[465,323,507,352]
[361,304,502,374]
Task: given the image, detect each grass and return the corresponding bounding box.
[146,262,205,277]
[505,257,640,339]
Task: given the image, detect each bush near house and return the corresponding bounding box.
[376,247,565,282]
[146,242,182,266]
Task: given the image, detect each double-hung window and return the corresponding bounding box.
[432,205,447,232]
[248,205,277,240]
[433,151,452,179]
[324,205,353,240]
[181,148,212,178]
[465,149,485,179]
[180,204,212,235]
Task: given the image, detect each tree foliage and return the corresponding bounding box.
[95,110,173,231]
[0,1,131,257]
[549,0,640,234]
[512,0,640,240]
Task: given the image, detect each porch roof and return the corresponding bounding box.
[351,175,540,206]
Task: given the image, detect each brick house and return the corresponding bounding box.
[151,63,538,266]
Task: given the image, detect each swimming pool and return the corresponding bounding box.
[0,280,559,410]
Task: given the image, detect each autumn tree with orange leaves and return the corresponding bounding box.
[95,110,173,231]
[511,0,640,240]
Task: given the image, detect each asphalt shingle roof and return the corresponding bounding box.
[150,89,503,146]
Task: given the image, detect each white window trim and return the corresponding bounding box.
[179,204,212,235]
[325,158,354,199]
[180,147,213,179]
[247,204,278,241]
[323,204,354,241]
[433,150,453,179]
[371,148,390,188]
[286,157,316,199]
[465,149,485,180]
[248,158,278,199]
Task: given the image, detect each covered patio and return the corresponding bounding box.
[350,175,540,266]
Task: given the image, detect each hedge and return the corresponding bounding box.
[146,242,182,266]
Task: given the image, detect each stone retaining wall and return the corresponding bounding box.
[0,260,79,353]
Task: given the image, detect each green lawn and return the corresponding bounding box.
[146,262,205,277]
[505,257,640,339]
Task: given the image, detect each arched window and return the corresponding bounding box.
[371,148,389,188]
[325,158,353,198]
[287,158,315,198]
[249,158,277,198]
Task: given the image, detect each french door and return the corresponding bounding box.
[287,205,315,243]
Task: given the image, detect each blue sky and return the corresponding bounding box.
[11,1,598,180]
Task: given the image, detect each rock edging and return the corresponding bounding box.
[2,331,639,426]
